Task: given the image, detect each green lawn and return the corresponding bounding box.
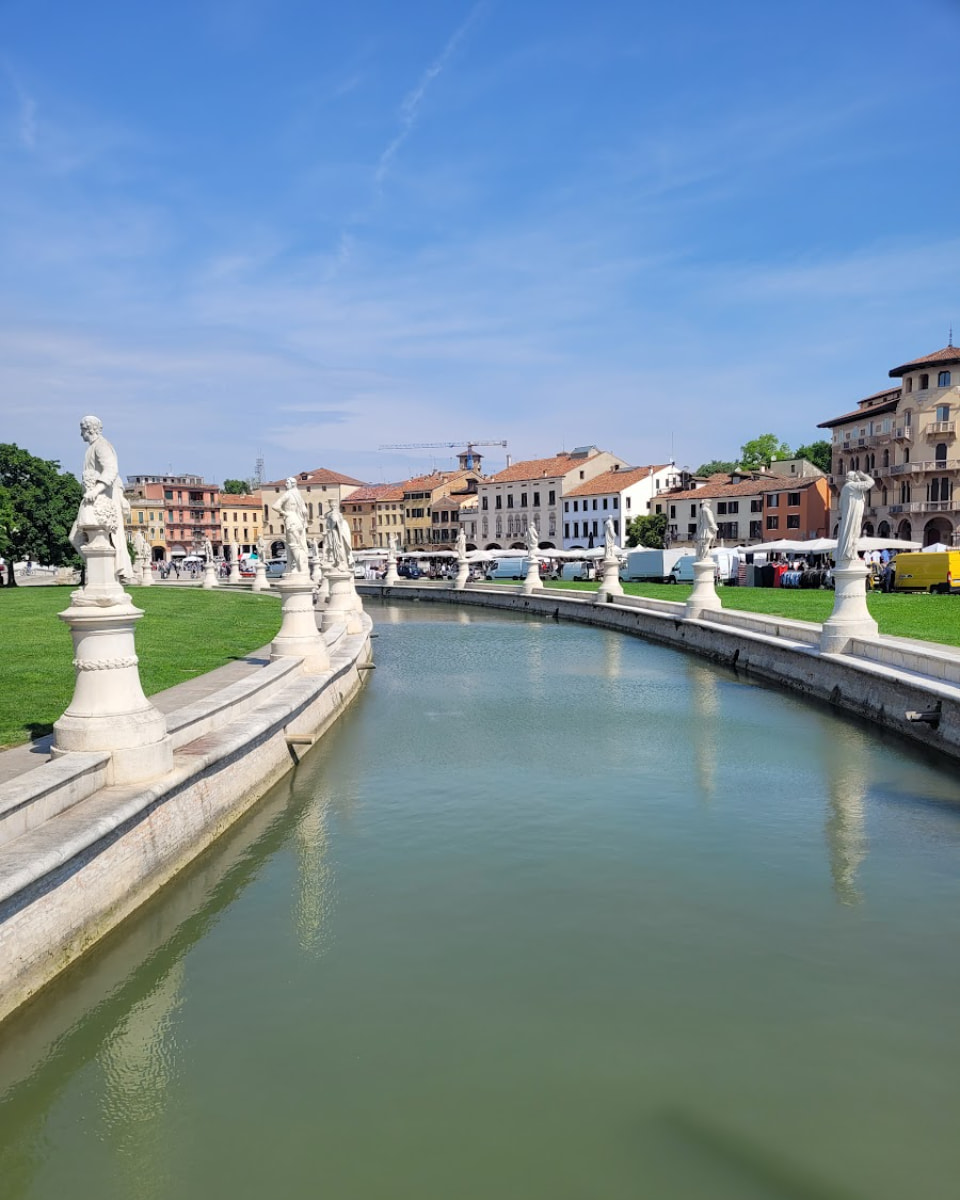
[1,587,281,749]
[537,579,960,646]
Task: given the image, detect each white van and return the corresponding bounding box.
[559,560,595,582]
[673,549,740,584]
[485,558,531,581]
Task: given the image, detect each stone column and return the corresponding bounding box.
[251,559,268,592]
[138,555,153,587]
[595,553,623,603]
[270,572,330,672]
[685,558,722,619]
[322,567,364,634]
[820,561,878,653]
[522,555,542,594]
[453,558,470,590]
[54,527,172,785]
[202,560,218,589]
[384,555,400,585]
[228,546,241,585]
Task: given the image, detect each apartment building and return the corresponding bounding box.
[664,469,829,546]
[220,493,262,557]
[342,483,403,550]
[477,447,628,550]
[401,470,481,549]
[561,463,675,549]
[123,499,167,560]
[260,468,364,553]
[126,474,221,558]
[818,343,960,547]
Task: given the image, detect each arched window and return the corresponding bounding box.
[903,447,910,464]
[881,486,888,505]
[882,448,889,468]
[936,442,948,464]
[878,520,891,538]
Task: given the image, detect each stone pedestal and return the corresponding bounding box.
[685,558,722,619]
[138,557,153,587]
[453,560,470,590]
[595,554,623,603]
[270,574,330,671]
[311,558,322,585]
[53,530,172,785]
[522,557,542,594]
[322,568,364,635]
[228,552,241,585]
[384,557,400,586]
[202,562,219,589]
[251,561,268,592]
[820,562,879,653]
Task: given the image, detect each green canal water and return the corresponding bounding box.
[2,603,960,1199]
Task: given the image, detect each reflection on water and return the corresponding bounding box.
[2,602,960,1200]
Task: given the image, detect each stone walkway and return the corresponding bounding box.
[0,646,272,790]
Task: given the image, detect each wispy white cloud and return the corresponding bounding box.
[374,3,485,190]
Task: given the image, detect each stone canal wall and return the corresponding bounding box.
[0,616,373,1025]
[358,582,960,762]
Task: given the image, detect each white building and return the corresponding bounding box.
[561,463,676,549]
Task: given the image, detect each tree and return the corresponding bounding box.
[695,460,738,477]
[0,444,83,587]
[626,512,667,549]
[222,478,250,495]
[795,440,832,473]
[739,433,792,470]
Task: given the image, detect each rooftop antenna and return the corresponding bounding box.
[950,326,954,348]
[254,452,264,489]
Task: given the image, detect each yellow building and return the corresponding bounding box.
[260,468,364,554]
[342,483,404,549]
[220,493,263,556]
[402,470,481,549]
[124,499,167,560]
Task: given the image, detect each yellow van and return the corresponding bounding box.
[893,551,960,594]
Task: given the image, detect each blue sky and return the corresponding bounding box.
[2,0,958,484]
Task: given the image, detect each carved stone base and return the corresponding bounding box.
[202,563,219,590]
[138,558,153,587]
[820,562,879,653]
[384,561,400,586]
[54,571,172,784]
[270,575,330,671]
[595,555,623,603]
[685,558,722,619]
[522,558,542,594]
[228,557,241,584]
[322,568,364,634]
[453,561,470,590]
[251,563,268,592]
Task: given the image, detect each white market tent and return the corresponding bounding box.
[743,536,920,555]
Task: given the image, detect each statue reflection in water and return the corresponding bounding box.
[823,728,869,906]
[686,661,720,802]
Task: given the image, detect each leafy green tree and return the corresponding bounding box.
[626,512,667,549]
[695,459,738,477]
[0,444,83,587]
[739,433,792,470]
[221,478,250,495]
[795,440,832,473]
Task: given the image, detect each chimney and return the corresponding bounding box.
[506,454,512,467]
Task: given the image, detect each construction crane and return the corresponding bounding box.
[379,440,508,471]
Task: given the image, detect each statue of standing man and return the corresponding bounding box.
[525,521,539,558]
[835,471,874,567]
[272,477,310,575]
[695,499,718,562]
[324,498,354,571]
[69,415,134,581]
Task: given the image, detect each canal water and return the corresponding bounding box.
[2,602,960,1199]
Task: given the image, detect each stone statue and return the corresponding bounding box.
[256,534,267,561]
[202,538,214,561]
[309,538,319,562]
[69,415,134,581]
[456,526,467,560]
[695,499,718,561]
[324,498,353,570]
[390,531,400,555]
[272,477,309,575]
[525,521,539,558]
[836,471,874,567]
[133,530,150,561]
[603,517,616,556]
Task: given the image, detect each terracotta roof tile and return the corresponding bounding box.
[667,475,818,501]
[889,345,960,376]
[487,452,602,483]
[348,483,404,502]
[219,493,260,505]
[565,464,671,497]
[817,393,900,428]
[263,467,365,488]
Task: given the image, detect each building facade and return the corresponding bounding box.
[123,499,167,561]
[401,470,481,549]
[342,484,403,550]
[220,493,262,557]
[260,468,364,555]
[126,474,222,558]
[477,447,628,550]
[561,463,675,549]
[818,344,960,547]
[663,469,830,546]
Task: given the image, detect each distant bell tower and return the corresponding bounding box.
[459,449,482,471]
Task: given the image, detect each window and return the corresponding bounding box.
[564,523,569,538]
[767,493,779,508]
[728,501,739,514]
[602,498,608,509]
[548,490,555,505]
[939,371,951,387]
[138,511,144,523]
[750,499,763,513]
[920,374,929,389]
[613,497,619,509]
[787,492,801,507]
[767,515,779,530]
[717,502,727,515]
[573,500,579,512]
[882,449,889,467]
[690,504,696,517]
[592,499,598,510]
[579,471,585,480]
[749,520,762,538]
[506,494,514,508]
[936,404,951,422]
[533,492,540,507]
[564,501,569,512]
[905,410,912,426]
[573,522,579,537]
[482,497,488,510]
[520,492,527,507]
[936,442,948,464]
[787,514,800,528]
[495,495,502,509]
[670,505,676,518]
[164,489,173,500]
[906,377,913,393]
[592,521,599,536]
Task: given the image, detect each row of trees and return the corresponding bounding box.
[697,434,831,477]
[0,444,83,587]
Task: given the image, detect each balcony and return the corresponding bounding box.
[888,459,960,475]
[926,421,956,438]
[887,501,956,515]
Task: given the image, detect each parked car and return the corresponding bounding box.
[484,558,530,581]
[266,559,287,577]
[397,562,421,579]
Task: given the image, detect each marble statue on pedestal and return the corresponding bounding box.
[603,517,616,556]
[835,471,874,567]
[456,526,467,560]
[272,477,309,575]
[202,538,214,561]
[695,500,718,562]
[525,522,539,558]
[69,415,134,582]
[133,530,150,561]
[324,499,354,571]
